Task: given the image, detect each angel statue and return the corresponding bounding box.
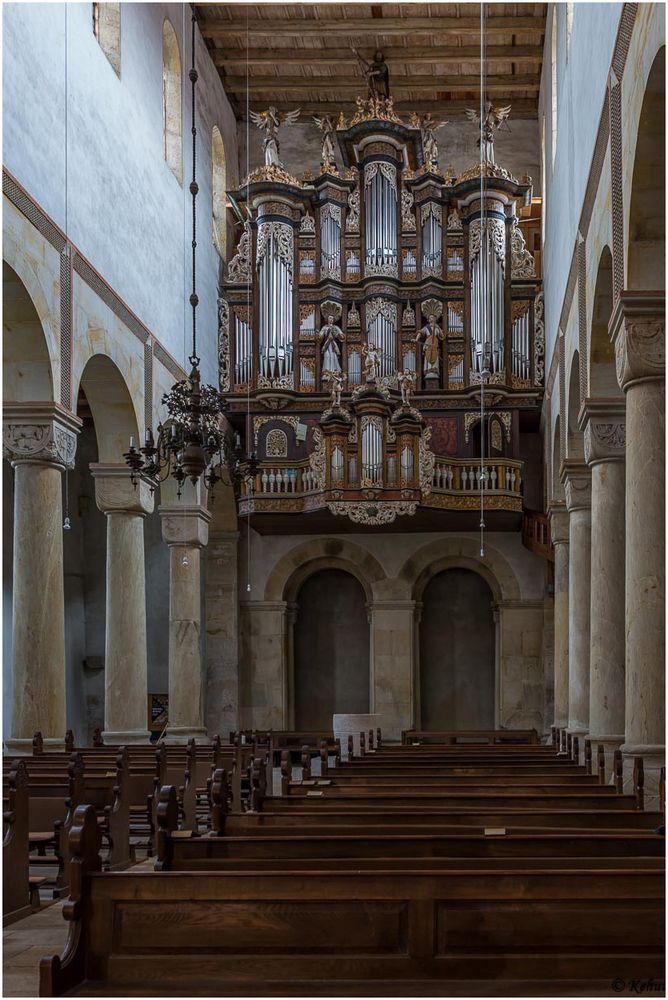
[397,369,416,407]
[351,47,389,100]
[415,314,444,379]
[324,370,347,408]
[319,314,344,374]
[464,100,511,164]
[250,106,301,167]
[363,342,381,383]
[313,115,337,172]
[410,112,448,169]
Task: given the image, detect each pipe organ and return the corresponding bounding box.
[221,102,543,529]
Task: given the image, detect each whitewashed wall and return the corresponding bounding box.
[2,1,239,383]
[539,3,622,365]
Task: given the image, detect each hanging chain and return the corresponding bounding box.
[479,0,486,558]
[189,4,199,366]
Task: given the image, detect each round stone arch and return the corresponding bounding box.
[265,538,386,603]
[3,236,59,401]
[75,353,140,462]
[399,536,521,604]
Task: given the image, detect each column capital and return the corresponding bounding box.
[610,291,665,391]
[560,461,591,512]
[159,504,211,548]
[91,463,154,516]
[547,503,569,544]
[3,403,81,469]
[579,398,626,466]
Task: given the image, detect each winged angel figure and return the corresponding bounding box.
[464,100,511,164]
[250,107,301,167]
[313,115,337,172]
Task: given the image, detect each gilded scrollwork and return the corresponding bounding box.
[256,221,294,278]
[364,161,397,192]
[346,187,360,233]
[469,217,506,267]
[309,427,326,490]
[218,297,231,392]
[365,297,397,327]
[227,224,252,284]
[401,187,416,232]
[328,500,417,525]
[510,224,537,279]
[533,290,545,386]
[418,426,435,496]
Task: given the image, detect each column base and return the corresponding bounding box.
[163,727,210,745]
[102,729,152,745]
[621,743,665,807]
[4,737,65,755]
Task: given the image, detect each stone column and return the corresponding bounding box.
[582,401,626,773]
[369,599,415,741]
[561,463,592,745]
[92,465,153,744]
[204,531,240,738]
[160,504,211,744]
[3,405,80,753]
[611,293,665,792]
[548,505,569,729]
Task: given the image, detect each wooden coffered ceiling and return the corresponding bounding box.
[197,3,547,120]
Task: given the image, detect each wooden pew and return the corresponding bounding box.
[401,729,540,745]
[3,760,32,924]
[40,803,665,997]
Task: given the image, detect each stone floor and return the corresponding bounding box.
[3,857,156,998]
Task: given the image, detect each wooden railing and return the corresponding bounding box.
[522,508,554,560]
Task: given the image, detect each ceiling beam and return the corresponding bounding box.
[211,45,545,68]
[200,16,546,37]
[222,75,540,95]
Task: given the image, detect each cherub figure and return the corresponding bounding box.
[250,106,301,167]
[363,342,381,382]
[324,370,347,408]
[410,112,448,169]
[464,101,511,164]
[313,115,337,172]
[397,369,416,407]
[351,48,389,100]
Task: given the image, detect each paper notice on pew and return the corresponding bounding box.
[306,790,325,797]
[484,828,507,836]
[171,830,195,839]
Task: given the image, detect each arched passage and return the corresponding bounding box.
[566,350,583,459]
[3,261,54,402]
[293,568,369,730]
[78,353,139,462]
[419,568,495,730]
[589,247,619,397]
[627,46,665,291]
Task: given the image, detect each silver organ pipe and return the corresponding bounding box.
[364,162,397,274]
[512,309,531,379]
[347,351,362,386]
[299,360,315,390]
[448,357,464,386]
[402,349,416,373]
[361,421,383,485]
[447,305,464,335]
[470,219,505,375]
[330,445,344,484]
[421,205,442,276]
[369,313,396,377]
[234,313,252,385]
[400,444,414,483]
[320,204,341,279]
[257,221,294,381]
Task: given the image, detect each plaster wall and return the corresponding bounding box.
[540,3,621,365]
[3,2,239,384]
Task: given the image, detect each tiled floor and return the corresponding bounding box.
[3,857,156,998]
